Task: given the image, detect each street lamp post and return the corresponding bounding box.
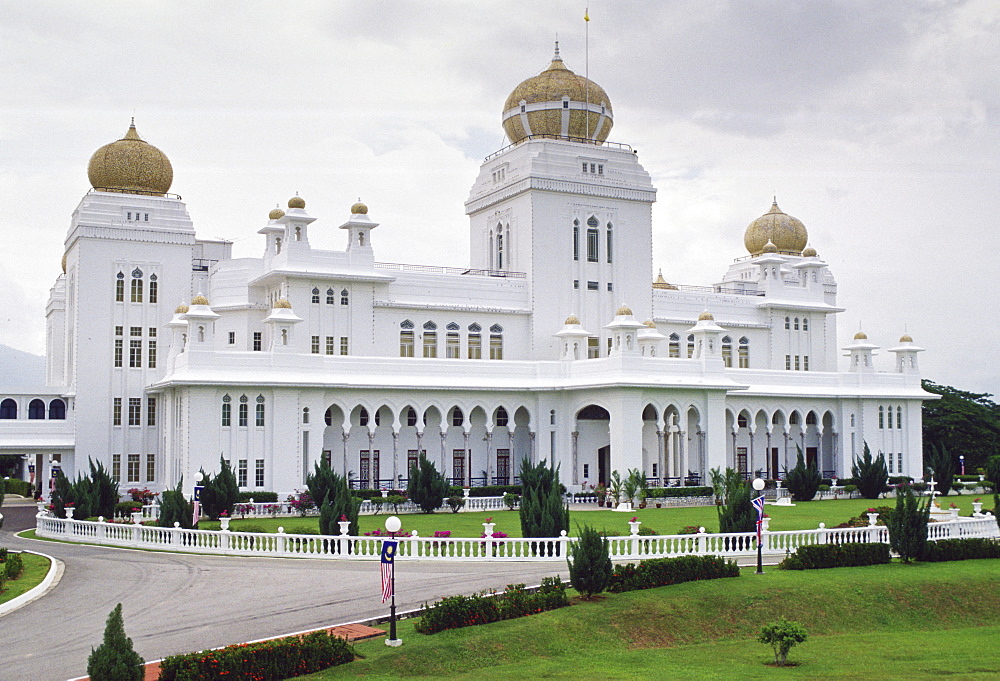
[385,515,402,647]
[752,477,766,575]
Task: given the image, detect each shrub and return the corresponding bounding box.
[924,443,956,496]
[236,491,278,503]
[86,603,144,681]
[305,457,339,516]
[717,469,755,533]
[384,494,407,513]
[986,455,1000,512]
[2,478,34,498]
[158,479,196,529]
[519,458,569,539]
[887,484,931,563]
[607,555,739,593]
[0,476,5,508]
[314,470,360,537]
[567,525,612,598]
[467,485,522,498]
[502,492,520,510]
[114,501,143,518]
[646,486,714,499]
[4,552,24,580]
[779,542,891,570]
[414,577,568,634]
[407,453,449,513]
[785,449,821,502]
[88,458,120,519]
[758,618,808,666]
[199,456,240,520]
[852,443,889,499]
[446,495,465,513]
[158,630,354,681]
[843,484,858,495]
[920,538,1000,562]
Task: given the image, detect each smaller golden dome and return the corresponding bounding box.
[61,253,67,273]
[351,201,368,215]
[854,331,868,340]
[288,195,305,209]
[269,206,285,220]
[643,320,657,329]
[274,298,292,309]
[564,314,581,325]
[191,295,210,306]
[616,304,633,316]
[899,334,913,343]
[802,246,817,257]
[174,303,189,314]
[762,240,778,253]
[698,310,714,321]
[652,269,678,290]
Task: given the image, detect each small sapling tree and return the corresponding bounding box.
[87,603,145,681]
[406,453,448,513]
[758,618,808,666]
[852,442,889,499]
[567,524,612,598]
[887,483,931,563]
[985,455,1000,512]
[924,442,956,497]
[785,448,822,502]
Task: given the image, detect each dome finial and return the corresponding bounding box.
[553,38,561,61]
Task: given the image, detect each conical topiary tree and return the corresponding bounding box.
[852,442,889,499]
[406,453,448,513]
[924,442,956,497]
[87,603,145,681]
[567,524,612,598]
[316,471,361,537]
[784,448,822,502]
[518,457,569,538]
[886,483,931,563]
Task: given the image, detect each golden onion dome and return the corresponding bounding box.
[288,195,306,209]
[698,311,715,321]
[191,294,210,306]
[854,331,868,340]
[899,334,913,343]
[351,201,369,215]
[762,240,778,254]
[61,253,67,273]
[802,246,817,257]
[174,303,189,314]
[274,298,292,309]
[87,122,173,196]
[564,314,581,325]
[643,320,657,329]
[269,206,285,220]
[651,270,678,290]
[502,43,613,145]
[744,200,808,255]
[616,304,633,316]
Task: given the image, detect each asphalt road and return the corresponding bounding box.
[0,502,571,681]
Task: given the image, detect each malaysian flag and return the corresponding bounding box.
[751,495,766,542]
[380,540,398,603]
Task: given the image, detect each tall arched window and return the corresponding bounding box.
[606,223,613,263]
[495,223,504,269]
[451,408,463,427]
[878,406,884,429]
[802,317,809,331]
[49,399,66,420]
[400,320,415,357]
[490,324,503,360]
[495,406,509,427]
[668,333,680,358]
[148,274,158,303]
[784,316,790,330]
[423,321,437,358]
[326,288,335,305]
[794,317,800,331]
[302,407,310,424]
[359,407,369,426]
[131,268,143,303]
[222,395,231,426]
[686,334,695,358]
[721,336,733,367]
[312,287,320,304]
[238,395,248,427]
[255,395,265,427]
[897,406,902,429]
[115,273,125,302]
[738,337,750,368]
[586,216,599,262]
[573,220,580,261]
[340,289,349,305]
[406,407,417,427]
[0,398,17,419]
[29,399,45,419]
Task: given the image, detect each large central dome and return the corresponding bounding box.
[502,44,613,145]
[87,121,173,196]
[744,200,809,255]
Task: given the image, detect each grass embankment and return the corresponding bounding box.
[303,560,1000,680]
[0,553,51,605]
[204,496,994,537]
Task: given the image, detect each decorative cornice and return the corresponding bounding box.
[466,176,656,214]
[373,300,531,315]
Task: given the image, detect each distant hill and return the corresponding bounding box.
[0,344,46,386]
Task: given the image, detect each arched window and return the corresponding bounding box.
[897,406,902,429]
[806,412,817,425]
[686,334,695,359]
[324,407,332,426]
[131,268,143,303]
[738,337,749,368]
[312,287,320,304]
[222,395,231,427]
[802,317,809,331]
[794,317,800,331]
[887,406,893,429]
[359,407,369,427]
[340,289,349,305]
[28,399,45,419]
[737,413,748,428]
[406,407,417,427]
[326,288,335,305]
[423,321,437,358]
[573,220,580,261]
[721,336,732,368]
[668,333,680,358]
[115,272,125,302]
[789,412,799,425]
[489,324,503,360]
[0,398,17,419]
[451,408,463,427]
[238,395,248,427]
[784,316,790,330]
[495,223,504,269]
[49,399,66,420]
[255,395,265,427]
[148,274,158,304]
[495,407,509,427]
[606,223,614,263]
[586,216,599,262]
[302,407,310,424]
[400,330,414,357]
[878,406,884,429]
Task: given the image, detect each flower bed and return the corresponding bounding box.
[607,555,739,593]
[414,577,568,634]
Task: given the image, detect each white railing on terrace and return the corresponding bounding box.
[36,513,999,562]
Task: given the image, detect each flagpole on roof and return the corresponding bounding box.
[585,7,590,141]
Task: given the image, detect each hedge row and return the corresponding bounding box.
[415,577,568,634]
[157,630,353,681]
[780,542,891,570]
[607,555,739,593]
[2,479,34,497]
[921,538,1000,562]
[235,491,279,503]
[645,486,713,499]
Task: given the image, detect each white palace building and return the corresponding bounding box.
[1,47,933,497]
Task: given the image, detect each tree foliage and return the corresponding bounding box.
[886,484,931,563]
[567,524,612,598]
[784,448,822,502]
[0,476,5,510]
[716,467,755,534]
[406,453,449,513]
[851,442,888,499]
[88,458,120,519]
[158,478,195,529]
[985,455,1000,512]
[199,456,240,519]
[758,618,808,666]
[924,442,956,497]
[306,457,338,515]
[316,471,360,536]
[87,603,145,681]
[922,380,1000,470]
[518,457,570,538]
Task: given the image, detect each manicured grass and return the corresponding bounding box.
[0,552,51,605]
[301,559,1000,680]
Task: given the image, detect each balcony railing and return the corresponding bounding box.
[374,262,526,279]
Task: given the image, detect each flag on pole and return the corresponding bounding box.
[751,495,766,542]
[380,540,398,603]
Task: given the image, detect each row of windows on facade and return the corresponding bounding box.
[785,354,810,371]
[110,453,266,488]
[0,398,66,420]
[125,211,150,223]
[399,321,504,359]
[329,448,513,484]
[114,269,157,303]
[878,406,904,430]
[573,280,615,292]
[112,397,157,427]
[113,326,157,368]
[310,288,350,305]
[311,336,350,356]
[220,395,267,427]
[573,217,613,263]
[320,405,510,429]
[667,335,750,367]
[736,411,819,429]
[784,317,810,331]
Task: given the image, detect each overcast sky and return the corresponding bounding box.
[1,1,997,396]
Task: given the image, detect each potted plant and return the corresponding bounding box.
[594,483,607,507]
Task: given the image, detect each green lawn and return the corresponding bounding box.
[205,495,994,537]
[0,552,51,605]
[301,559,1000,680]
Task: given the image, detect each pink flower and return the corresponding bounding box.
[630,516,638,522]
[485,517,493,523]
[340,514,348,521]
[220,510,228,517]
[867,508,877,513]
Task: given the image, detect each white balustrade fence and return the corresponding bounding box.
[35,513,999,562]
